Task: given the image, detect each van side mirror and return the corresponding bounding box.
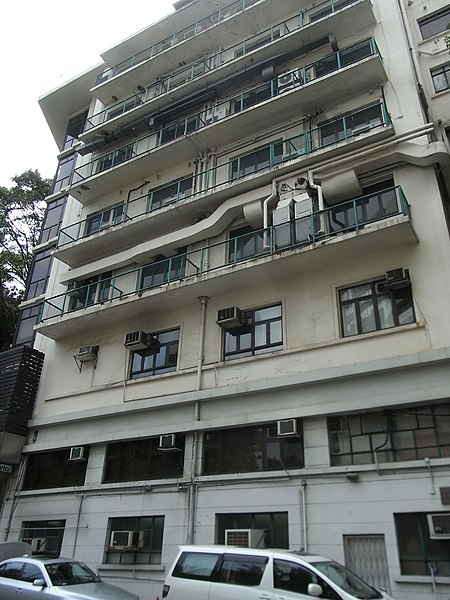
[32,578,46,587]
[308,583,323,597]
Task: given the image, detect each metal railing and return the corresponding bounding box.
[43,186,409,322]
[73,53,386,186]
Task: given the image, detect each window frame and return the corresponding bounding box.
[338,277,415,338]
[105,515,165,565]
[20,520,66,557]
[129,328,180,379]
[22,450,89,490]
[431,63,450,93]
[203,422,304,475]
[102,436,184,483]
[223,303,283,360]
[418,7,450,40]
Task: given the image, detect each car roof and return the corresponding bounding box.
[176,545,331,563]
[0,556,86,566]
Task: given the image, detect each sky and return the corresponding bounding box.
[0,1,175,187]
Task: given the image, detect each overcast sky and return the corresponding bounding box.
[1,1,175,187]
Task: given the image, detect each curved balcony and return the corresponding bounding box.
[56,101,392,267]
[70,46,386,206]
[38,186,417,340]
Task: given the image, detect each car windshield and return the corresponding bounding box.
[45,561,101,586]
[310,560,382,599]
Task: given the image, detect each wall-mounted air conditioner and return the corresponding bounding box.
[68,446,86,461]
[217,307,245,329]
[158,434,181,452]
[124,331,160,352]
[385,268,410,290]
[278,69,301,91]
[427,513,450,539]
[205,105,230,124]
[225,529,266,548]
[76,345,99,362]
[277,419,298,436]
[110,530,144,549]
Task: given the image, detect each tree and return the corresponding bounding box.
[0,170,52,350]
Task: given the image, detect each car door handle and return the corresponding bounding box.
[259,595,272,600]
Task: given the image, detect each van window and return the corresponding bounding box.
[274,559,340,599]
[216,553,268,586]
[173,551,221,580]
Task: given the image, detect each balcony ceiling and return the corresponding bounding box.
[38,215,417,341]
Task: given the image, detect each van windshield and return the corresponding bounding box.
[310,560,383,599]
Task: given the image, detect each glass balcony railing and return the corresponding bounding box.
[43,186,410,322]
[89,1,368,129]
[73,43,384,187]
[60,100,390,247]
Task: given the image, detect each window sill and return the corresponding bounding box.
[394,575,450,584]
[98,564,165,572]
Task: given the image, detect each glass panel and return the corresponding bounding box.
[377,295,395,329]
[341,304,357,337]
[359,299,376,333]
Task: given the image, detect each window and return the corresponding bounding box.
[309,0,357,22]
[230,141,283,179]
[234,27,281,58]
[216,512,289,548]
[52,154,77,193]
[215,554,268,586]
[395,513,450,576]
[148,177,193,211]
[23,449,89,490]
[274,559,339,599]
[39,196,67,244]
[419,7,450,40]
[319,103,384,147]
[96,143,135,173]
[431,63,450,93]
[328,403,450,466]
[14,304,42,346]
[139,251,187,290]
[228,226,265,263]
[223,304,282,360]
[85,204,124,236]
[203,422,304,475]
[67,272,115,311]
[159,116,199,145]
[20,520,66,557]
[103,436,184,483]
[173,551,222,580]
[62,111,88,151]
[130,328,180,379]
[105,516,164,564]
[339,276,415,337]
[24,248,53,300]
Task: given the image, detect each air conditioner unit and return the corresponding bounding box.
[217,307,245,329]
[278,70,301,91]
[205,105,230,124]
[76,345,98,362]
[158,434,182,452]
[385,268,410,290]
[68,446,86,461]
[124,331,160,352]
[427,513,450,539]
[225,529,266,548]
[277,419,298,436]
[110,530,144,549]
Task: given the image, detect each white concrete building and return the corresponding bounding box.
[1,1,450,599]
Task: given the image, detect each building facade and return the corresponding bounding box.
[1,1,450,599]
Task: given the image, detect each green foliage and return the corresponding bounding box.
[0,169,52,349]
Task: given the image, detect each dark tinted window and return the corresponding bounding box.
[21,562,44,583]
[419,7,450,39]
[173,551,221,580]
[23,449,89,490]
[0,561,24,580]
[216,553,268,586]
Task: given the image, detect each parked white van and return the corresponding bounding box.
[161,545,393,600]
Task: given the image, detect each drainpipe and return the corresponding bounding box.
[307,171,327,236]
[263,179,279,249]
[300,480,308,552]
[72,493,85,557]
[187,296,208,545]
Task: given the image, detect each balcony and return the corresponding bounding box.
[38,186,417,340]
[70,48,387,208]
[85,1,375,136]
[56,101,392,267]
[92,0,372,107]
